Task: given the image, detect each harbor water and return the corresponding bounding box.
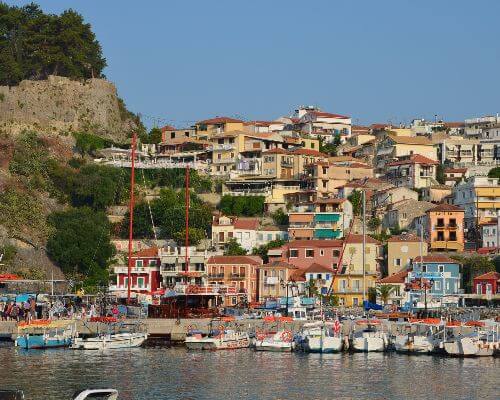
[0,345,498,400]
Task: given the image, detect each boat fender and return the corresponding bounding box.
[281,330,293,342]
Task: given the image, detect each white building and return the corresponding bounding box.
[480,216,499,250]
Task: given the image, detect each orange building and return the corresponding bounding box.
[426,204,465,252]
[206,255,262,305]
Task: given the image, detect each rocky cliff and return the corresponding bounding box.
[0,75,138,142]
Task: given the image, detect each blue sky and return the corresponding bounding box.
[6,0,500,128]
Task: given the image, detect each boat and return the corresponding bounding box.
[14,320,77,349]
[393,320,442,354]
[443,322,499,357]
[296,320,346,353]
[71,322,147,350]
[185,327,250,350]
[254,329,294,352]
[0,389,119,399]
[351,320,389,352]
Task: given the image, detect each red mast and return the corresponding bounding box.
[184,165,190,275]
[127,132,137,303]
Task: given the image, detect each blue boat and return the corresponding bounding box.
[15,320,76,349]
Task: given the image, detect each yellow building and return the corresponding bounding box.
[195,116,245,139]
[332,235,381,307]
[387,233,427,276]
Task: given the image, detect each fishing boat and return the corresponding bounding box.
[0,389,119,399]
[351,320,389,352]
[185,327,250,350]
[71,322,147,350]
[443,321,499,357]
[14,320,77,349]
[296,320,346,353]
[393,319,442,354]
[254,329,294,352]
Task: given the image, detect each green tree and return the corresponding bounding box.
[120,202,155,238]
[224,238,247,256]
[348,190,362,215]
[147,127,163,144]
[377,285,395,305]
[271,208,289,226]
[306,278,319,297]
[173,227,205,246]
[0,3,106,85]
[451,255,495,292]
[368,287,377,304]
[252,239,285,263]
[367,216,381,232]
[73,132,107,157]
[436,164,446,184]
[46,207,115,286]
[487,167,500,179]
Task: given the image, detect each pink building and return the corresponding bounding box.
[269,240,343,270]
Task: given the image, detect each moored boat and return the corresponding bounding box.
[71,332,148,350]
[296,320,346,353]
[351,320,389,352]
[393,320,442,354]
[254,329,294,352]
[185,328,250,350]
[15,320,77,349]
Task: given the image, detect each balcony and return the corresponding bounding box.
[208,273,225,279]
[314,213,341,223]
[213,157,236,164]
[281,160,293,167]
[434,224,446,230]
[448,223,458,229]
[114,266,149,274]
[230,273,246,280]
[212,144,235,151]
[289,223,314,229]
[431,241,463,251]
[314,228,342,239]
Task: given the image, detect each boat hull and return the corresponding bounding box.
[394,335,435,354]
[444,338,494,357]
[305,336,343,353]
[71,333,147,350]
[15,334,71,349]
[352,337,385,352]
[185,334,250,350]
[254,342,293,352]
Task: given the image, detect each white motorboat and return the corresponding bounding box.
[351,320,389,352]
[296,321,346,353]
[393,321,442,354]
[0,388,119,399]
[71,332,148,350]
[185,329,250,350]
[255,329,294,352]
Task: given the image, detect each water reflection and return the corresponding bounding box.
[0,347,497,400]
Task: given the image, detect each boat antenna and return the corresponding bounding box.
[127,132,137,304]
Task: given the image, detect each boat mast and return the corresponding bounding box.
[127,132,137,303]
[362,189,366,306]
[184,165,190,278]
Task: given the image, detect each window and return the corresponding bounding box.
[326,273,330,280]
[137,277,145,288]
[317,274,322,280]
[434,281,441,291]
[322,181,327,189]
[449,231,457,241]
[333,250,340,257]
[422,265,427,273]
[353,298,359,306]
[170,132,175,139]
[135,260,143,268]
[306,249,314,258]
[290,249,298,258]
[438,265,444,273]
[437,218,444,227]
[395,258,401,266]
[322,167,328,175]
[320,249,324,256]
[217,153,222,160]
[353,279,360,291]
[149,259,157,266]
[185,131,189,137]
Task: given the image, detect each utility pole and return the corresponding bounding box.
[184,166,190,277]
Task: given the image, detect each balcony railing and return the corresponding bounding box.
[230,273,246,279]
[208,273,225,279]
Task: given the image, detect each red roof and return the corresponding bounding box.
[160,125,176,132]
[290,269,306,282]
[291,148,328,157]
[131,247,159,258]
[207,255,262,265]
[414,255,459,264]
[260,261,298,269]
[445,168,467,173]
[378,270,409,284]
[262,148,290,155]
[197,116,243,124]
[345,234,381,245]
[473,271,500,281]
[0,274,22,281]
[387,233,422,243]
[233,218,259,230]
[386,154,438,167]
[304,263,334,273]
[429,204,464,213]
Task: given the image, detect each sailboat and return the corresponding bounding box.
[393,319,442,354]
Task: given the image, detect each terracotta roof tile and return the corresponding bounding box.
[304,263,334,273]
[388,135,433,145]
[429,203,464,213]
[260,261,298,269]
[233,218,259,230]
[414,255,459,264]
[291,148,328,157]
[197,116,243,124]
[473,271,500,281]
[379,270,409,284]
[131,247,159,258]
[386,154,438,166]
[387,233,422,243]
[207,255,263,265]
